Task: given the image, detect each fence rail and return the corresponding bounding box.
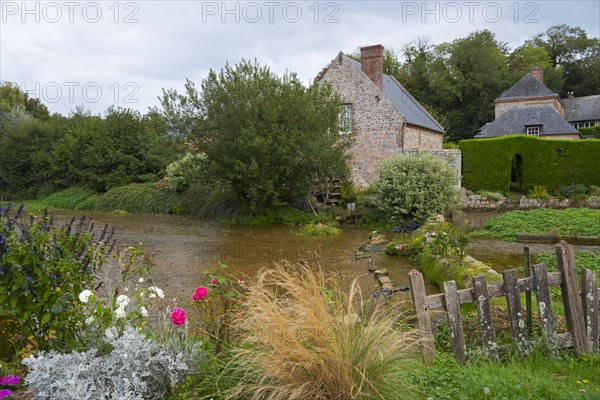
[409,241,599,365]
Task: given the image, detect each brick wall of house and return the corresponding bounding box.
[320,52,406,187]
[495,97,564,118]
[404,125,443,151]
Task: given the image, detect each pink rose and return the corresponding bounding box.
[193,286,208,301]
[170,308,186,325]
[239,277,244,284]
[210,278,218,285]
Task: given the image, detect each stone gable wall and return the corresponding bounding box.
[404,125,443,151]
[320,53,406,187]
[495,97,564,118]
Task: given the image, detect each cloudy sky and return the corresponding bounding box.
[1,0,598,115]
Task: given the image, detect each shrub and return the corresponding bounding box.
[559,183,589,197]
[0,207,113,352]
[411,223,498,289]
[374,153,460,224]
[227,263,421,400]
[23,326,191,400]
[527,185,552,199]
[164,152,208,193]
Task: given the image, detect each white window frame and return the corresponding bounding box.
[526,126,540,137]
[339,104,352,135]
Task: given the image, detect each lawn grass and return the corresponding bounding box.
[413,351,600,400]
[472,208,600,241]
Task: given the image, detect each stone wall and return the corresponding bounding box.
[404,125,443,151]
[541,134,580,140]
[461,193,600,210]
[320,52,406,187]
[495,97,563,118]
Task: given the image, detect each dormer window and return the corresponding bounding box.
[339,104,352,135]
[526,126,540,137]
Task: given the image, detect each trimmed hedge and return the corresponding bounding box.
[579,125,600,138]
[459,135,600,193]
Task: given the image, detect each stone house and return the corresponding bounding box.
[476,67,598,140]
[318,44,445,187]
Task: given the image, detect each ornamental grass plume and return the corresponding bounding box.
[226,262,421,400]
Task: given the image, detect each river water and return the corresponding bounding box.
[51,210,597,305]
[52,210,436,305]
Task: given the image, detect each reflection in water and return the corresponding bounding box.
[51,211,436,306]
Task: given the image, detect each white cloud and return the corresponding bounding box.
[1,1,598,115]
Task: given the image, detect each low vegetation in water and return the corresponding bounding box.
[534,250,600,276]
[472,208,600,241]
[294,222,341,236]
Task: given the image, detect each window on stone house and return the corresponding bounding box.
[526,126,540,137]
[339,104,352,135]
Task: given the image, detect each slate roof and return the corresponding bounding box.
[475,106,580,138]
[349,58,444,133]
[562,95,600,122]
[497,73,558,100]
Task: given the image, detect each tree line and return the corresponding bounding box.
[360,25,599,141]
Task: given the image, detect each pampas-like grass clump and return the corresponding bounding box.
[227,262,421,400]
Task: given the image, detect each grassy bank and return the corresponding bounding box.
[2,187,346,226]
[472,208,600,241]
[414,351,600,400]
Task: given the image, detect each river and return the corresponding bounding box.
[51,210,436,306]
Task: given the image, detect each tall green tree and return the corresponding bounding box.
[159,60,351,212]
[51,108,178,192]
[525,24,600,96]
[507,45,564,93]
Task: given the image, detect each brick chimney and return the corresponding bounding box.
[531,65,544,84]
[360,44,384,92]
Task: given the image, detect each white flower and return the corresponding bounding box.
[140,306,148,318]
[148,286,164,299]
[79,290,93,303]
[105,327,117,339]
[116,294,130,308]
[114,305,127,319]
[138,277,144,283]
[85,316,95,325]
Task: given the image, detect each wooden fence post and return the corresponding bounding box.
[473,275,498,360]
[409,269,435,365]
[503,269,527,351]
[581,268,599,354]
[523,246,533,336]
[556,241,589,355]
[532,263,558,353]
[443,280,467,364]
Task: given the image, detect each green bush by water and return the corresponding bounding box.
[94,183,178,214]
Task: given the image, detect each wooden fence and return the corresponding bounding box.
[408,241,599,365]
